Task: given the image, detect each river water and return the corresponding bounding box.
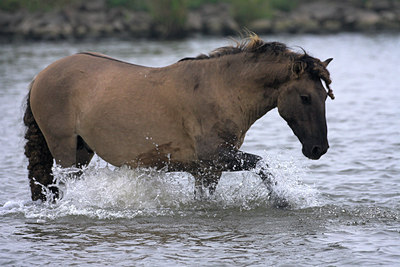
[0,34,399,266]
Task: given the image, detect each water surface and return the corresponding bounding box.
[0,34,399,266]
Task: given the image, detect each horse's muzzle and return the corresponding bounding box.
[302,143,329,160]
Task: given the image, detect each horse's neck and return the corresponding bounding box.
[213,54,289,130]
[172,54,289,136]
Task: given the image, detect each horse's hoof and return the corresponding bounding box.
[48,185,63,203]
[273,197,290,209]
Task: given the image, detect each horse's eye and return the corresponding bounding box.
[300,95,311,105]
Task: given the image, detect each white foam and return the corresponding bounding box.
[260,154,322,208]
[1,155,320,220]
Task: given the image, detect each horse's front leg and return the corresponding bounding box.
[217,148,275,188]
[215,147,288,208]
[191,170,222,200]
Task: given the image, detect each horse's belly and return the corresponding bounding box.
[75,80,197,168]
[79,124,196,168]
[100,142,196,169]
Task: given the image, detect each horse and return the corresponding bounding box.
[23,34,334,203]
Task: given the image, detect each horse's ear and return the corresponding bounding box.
[323,58,333,67]
[292,61,307,78]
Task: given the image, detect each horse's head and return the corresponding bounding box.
[277,57,333,160]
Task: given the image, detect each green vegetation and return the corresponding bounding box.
[148,0,188,38]
[105,0,148,11]
[0,0,79,12]
[0,0,298,22]
[106,0,299,27]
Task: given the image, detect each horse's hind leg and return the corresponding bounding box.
[24,95,58,201]
[192,171,222,200]
[76,135,94,168]
[39,135,93,199]
[75,135,94,180]
[48,135,94,171]
[45,134,78,169]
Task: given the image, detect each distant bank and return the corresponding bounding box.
[1,0,399,41]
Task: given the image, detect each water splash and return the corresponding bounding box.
[1,155,320,220]
[261,154,322,209]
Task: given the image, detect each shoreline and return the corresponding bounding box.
[1,0,399,42]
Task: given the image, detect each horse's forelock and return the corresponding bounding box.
[294,54,334,100]
[313,60,334,100]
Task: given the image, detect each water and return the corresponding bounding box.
[0,34,399,266]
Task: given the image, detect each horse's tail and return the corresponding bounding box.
[24,80,58,201]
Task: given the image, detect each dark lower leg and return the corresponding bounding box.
[24,120,58,201]
[257,167,289,208]
[76,136,94,168]
[29,166,59,201]
[192,171,222,200]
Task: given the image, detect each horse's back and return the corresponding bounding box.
[30,53,141,134]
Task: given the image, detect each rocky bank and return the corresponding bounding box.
[0,0,399,41]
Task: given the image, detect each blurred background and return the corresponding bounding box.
[1,0,400,41]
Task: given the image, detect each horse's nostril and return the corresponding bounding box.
[312,146,321,156]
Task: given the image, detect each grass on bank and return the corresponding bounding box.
[0,0,298,23]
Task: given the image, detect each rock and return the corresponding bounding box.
[79,0,106,12]
[219,17,239,35]
[378,10,400,30]
[75,25,88,38]
[186,12,202,32]
[323,20,343,33]
[272,1,346,33]
[0,11,13,28]
[381,11,397,21]
[249,19,273,34]
[366,0,392,11]
[343,6,363,25]
[191,3,239,35]
[353,10,381,31]
[39,11,69,37]
[122,11,152,38]
[15,12,42,36]
[273,18,294,33]
[296,1,343,22]
[82,12,108,37]
[289,14,320,33]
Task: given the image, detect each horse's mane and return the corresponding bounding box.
[180,34,334,99]
[179,35,288,61]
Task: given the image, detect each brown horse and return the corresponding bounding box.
[24,35,334,202]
